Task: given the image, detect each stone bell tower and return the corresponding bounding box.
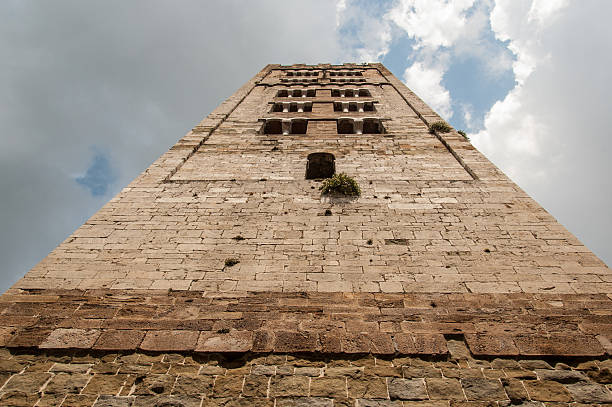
[0,64,611,406]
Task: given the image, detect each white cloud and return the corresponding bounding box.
[335,2,393,62]
[403,61,453,118]
[388,0,475,49]
[472,0,612,264]
[527,0,569,25]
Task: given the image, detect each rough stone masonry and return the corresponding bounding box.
[0,63,610,406]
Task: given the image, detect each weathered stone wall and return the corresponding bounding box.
[1,342,612,406]
[1,64,610,406]
[8,64,610,295]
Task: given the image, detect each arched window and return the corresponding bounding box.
[306,153,335,179]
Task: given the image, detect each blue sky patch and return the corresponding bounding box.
[76,149,117,196]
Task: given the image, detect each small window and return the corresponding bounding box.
[358,89,370,96]
[277,89,288,97]
[263,119,283,134]
[306,89,316,97]
[337,118,354,134]
[291,89,302,97]
[306,153,335,179]
[291,119,308,134]
[301,102,313,112]
[271,103,284,112]
[363,118,383,134]
[286,71,294,77]
[344,89,354,97]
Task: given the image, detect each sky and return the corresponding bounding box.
[1,0,610,292]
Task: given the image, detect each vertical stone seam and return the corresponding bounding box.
[376,68,480,181]
[162,65,272,183]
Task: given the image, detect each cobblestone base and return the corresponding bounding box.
[1,341,612,406]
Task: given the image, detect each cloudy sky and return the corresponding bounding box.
[1,0,610,292]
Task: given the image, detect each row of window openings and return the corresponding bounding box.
[283,71,363,77]
[276,89,371,98]
[330,78,366,83]
[328,71,363,77]
[280,78,318,83]
[285,71,320,77]
[262,118,384,135]
[270,101,375,113]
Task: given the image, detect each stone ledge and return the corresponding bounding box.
[0,290,610,357]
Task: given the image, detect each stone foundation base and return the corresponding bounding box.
[1,340,612,406]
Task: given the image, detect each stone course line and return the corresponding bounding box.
[0,290,610,356]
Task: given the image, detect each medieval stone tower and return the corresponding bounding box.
[0,64,611,406]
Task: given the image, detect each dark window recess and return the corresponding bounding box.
[306,153,335,179]
[359,89,371,97]
[291,119,308,134]
[277,90,288,97]
[306,89,316,97]
[270,103,312,113]
[363,118,383,134]
[263,120,282,134]
[292,89,303,97]
[333,102,375,112]
[337,119,354,134]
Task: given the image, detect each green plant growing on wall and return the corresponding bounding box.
[457,130,470,141]
[428,121,452,134]
[320,173,361,197]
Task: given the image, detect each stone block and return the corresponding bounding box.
[387,378,427,400]
[39,328,100,349]
[426,378,464,400]
[269,375,309,397]
[94,329,145,350]
[461,378,507,401]
[522,380,572,402]
[140,330,199,351]
[197,330,253,352]
[44,372,90,394]
[310,377,347,397]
